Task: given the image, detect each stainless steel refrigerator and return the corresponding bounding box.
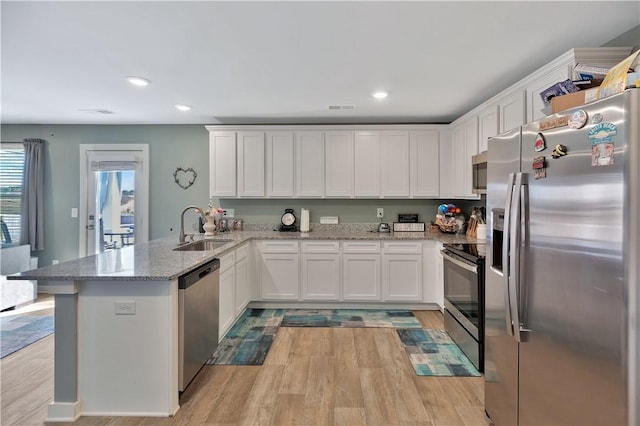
[485,88,640,426]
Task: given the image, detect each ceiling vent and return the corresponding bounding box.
[79,109,116,115]
[328,104,356,110]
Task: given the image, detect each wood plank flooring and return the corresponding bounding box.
[1,300,489,425]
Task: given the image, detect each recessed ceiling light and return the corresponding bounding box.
[372,91,388,99]
[126,76,151,86]
[174,104,192,111]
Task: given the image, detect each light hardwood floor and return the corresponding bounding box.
[1,299,490,426]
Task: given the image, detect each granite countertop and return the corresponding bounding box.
[8,225,477,282]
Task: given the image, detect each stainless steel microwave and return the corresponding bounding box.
[472,151,487,194]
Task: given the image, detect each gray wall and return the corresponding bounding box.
[2,124,482,266]
[1,125,210,266]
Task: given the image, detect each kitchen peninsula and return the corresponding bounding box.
[9,228,475,422]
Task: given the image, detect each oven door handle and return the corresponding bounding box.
[441,251,477,273]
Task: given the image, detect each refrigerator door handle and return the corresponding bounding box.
[509,172,527,343]
[502,173,515,337]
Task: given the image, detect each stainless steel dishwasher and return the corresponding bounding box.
[178,258,220,392]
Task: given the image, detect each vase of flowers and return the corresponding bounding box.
[202,203,224,237]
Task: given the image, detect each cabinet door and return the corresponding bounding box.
[382,254,423,301]
[301,254,340,300]
[219,266,235,339]
[381,131,410,197]
[451,123,467,197]
[260,253,299,300]
[266,132,294,197]
[209,131,236,197]
[324,131,354,197]
[500,90,526,133]
[234,256,249,317]
[410,130,439,197]
[295,131,324,197]
[453,117,480,198]
[354,131,380,197]
[526,65,571,123]
[342,254,381,301]
[422,241,444,308]
[478,105,499,153]
[237,131,265,197]
[438,129,454,198]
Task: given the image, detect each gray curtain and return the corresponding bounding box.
[20,138,45,250]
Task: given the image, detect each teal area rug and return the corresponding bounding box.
[1,315,54,358]
[206,309,284,365]
[281,309,422,328]
[397,328,481,377]
[207,308,420,366]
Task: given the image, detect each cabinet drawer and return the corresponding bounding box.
[342,241,381,254]
[220,251,235,272]
[256,240,299,253]
[301,241,340,254]
[383,241,423,254]
[235,243,249,260]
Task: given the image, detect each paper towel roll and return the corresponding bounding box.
[300,208,310,232]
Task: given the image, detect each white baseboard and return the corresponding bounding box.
[46,401,81,422]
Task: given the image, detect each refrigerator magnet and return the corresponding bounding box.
[551,144,568,158]
[532,156,546,179]
[534,133,546,152]
[592,142,615,166]
[591,113,603,124]
[568,110,588,129]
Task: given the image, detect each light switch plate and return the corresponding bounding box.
[320,216,339,224]
[71,207,78,218]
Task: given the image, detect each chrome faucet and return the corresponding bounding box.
[179,205,206,244]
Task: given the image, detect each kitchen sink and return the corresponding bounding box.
[174,240,233,251]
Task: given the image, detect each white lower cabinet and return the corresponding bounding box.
[342,241,381,301]
[234,244,250,317]
[301,254,341,300]
[381,242,423,301]
[422,241,444,308]
[257,241,300,300]
[219,251,236,340]
[300,241,340,300]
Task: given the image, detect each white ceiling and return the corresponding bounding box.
[1,1,639,125]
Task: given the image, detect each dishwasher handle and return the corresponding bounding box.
[179,259,220,290]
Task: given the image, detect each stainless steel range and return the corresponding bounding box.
[442,242,485,371]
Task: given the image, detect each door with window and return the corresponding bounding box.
[80,145,149,257]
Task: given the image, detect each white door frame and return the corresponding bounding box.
[79,144,149,258]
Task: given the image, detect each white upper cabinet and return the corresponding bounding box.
[354,131,381,197]
[237,131,265,197]
[499,90,526,133]
[451,117,479,199]
[324,131,354,198]
[410,130,440,198]
[381,131,410,197]
[478,105,499,153]
[209,131,237,197]
[526,65,571,123]
[295,131,324,197]
[266,131,294,197]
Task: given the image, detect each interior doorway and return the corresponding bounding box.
[79,145,149,257]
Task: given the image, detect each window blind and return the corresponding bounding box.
[0,143,25,242]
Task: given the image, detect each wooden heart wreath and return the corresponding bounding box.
[173,167,197,190]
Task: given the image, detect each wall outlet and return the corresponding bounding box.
[377,208,384,218]
[115,301,136,315]
[71,207,78,218]
[222,209,235,218]
[52,259,59,265]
